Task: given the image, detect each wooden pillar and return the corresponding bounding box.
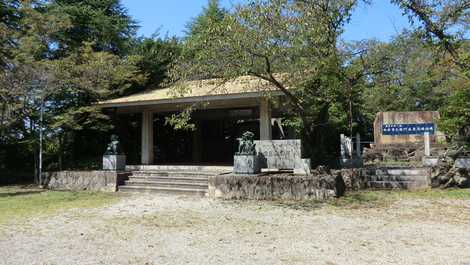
[141,111,154,165]
[260,98,272,140]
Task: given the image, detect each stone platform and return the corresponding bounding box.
[44,171,131,192]
[208,173,341,200]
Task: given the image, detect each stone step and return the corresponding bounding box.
[367,181,428,190]
[367,174,429,182]
[126,165,232,173]
[128,175,208,183]
[124,180,208,189]
[131,170,218,176]
[118,185,208,196]
[364,168,430,176]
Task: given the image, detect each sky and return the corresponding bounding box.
[121,0,412,42]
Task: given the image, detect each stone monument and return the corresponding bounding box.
[254,139,311,175]
[233,131,260,174]
[103,135,126,171]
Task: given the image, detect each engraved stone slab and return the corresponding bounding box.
[103,155,126,171]
[254,140,302,169]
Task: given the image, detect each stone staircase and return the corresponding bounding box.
[118,170,213,196]
[119,165,233,196]
[364,167,431,189]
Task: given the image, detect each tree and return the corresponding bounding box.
[0,0,71,179]
[0,0,20,67]
[48,0,138,56]
[185,0,227,41]
[0,0,145,177]
[440,88,470,144]
[391,0,469,141]
[129,35,181,93]
[178,0,228,78]
[49,43,145,131]
[169,0,360,163]
[362,32,453,112]
[392,0,469,72]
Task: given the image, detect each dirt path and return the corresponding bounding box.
[1,193,470,265]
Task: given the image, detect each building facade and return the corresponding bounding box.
[98,76,294,166]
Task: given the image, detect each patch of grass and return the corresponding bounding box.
[273,189,470,211]
[331,189,470,208]
[399,188,470,200]
[0,185,119,224]
[328,191,390,209]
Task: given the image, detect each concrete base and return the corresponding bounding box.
[234,155,260,174]
[103,155,126,171]
[455,157,470,169]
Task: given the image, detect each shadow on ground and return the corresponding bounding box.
[0,184,45,197]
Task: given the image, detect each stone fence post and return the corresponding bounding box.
[424,132,431,156]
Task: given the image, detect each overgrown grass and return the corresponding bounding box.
[0,185,119,224]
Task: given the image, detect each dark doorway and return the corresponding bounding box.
[154,115,193,164]
[153,110,259,165]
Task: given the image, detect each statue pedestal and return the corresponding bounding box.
[103,155,126,171]
[234,155,260,174]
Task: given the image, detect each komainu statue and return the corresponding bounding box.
[105,134,123,155]
[237,131,256,155]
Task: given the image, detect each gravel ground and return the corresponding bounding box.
[1,193,470,265]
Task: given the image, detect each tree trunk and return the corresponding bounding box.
[0,103,6,139]
[58,133,63,171]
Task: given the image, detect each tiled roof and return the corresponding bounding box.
[97,76,280,107]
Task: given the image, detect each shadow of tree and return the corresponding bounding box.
[0,185,46,198]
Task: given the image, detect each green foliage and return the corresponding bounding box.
[179,0,228,80]
[362,32,452,112]
[0,0,145,175]
[49,42,145,131]
[165,109,196,131]
[49,0,138,55]
[368,0,469,140]
[130,35,181,92]
[185,0,227,40]
[0,0,20,67]
[439,88,470,141]
[170,0,361,164]
[1,0,469,173]
[391,0,469,72]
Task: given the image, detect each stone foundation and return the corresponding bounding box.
[208,173,344,200]
[44,171,131,192]
[335,168,367,191]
